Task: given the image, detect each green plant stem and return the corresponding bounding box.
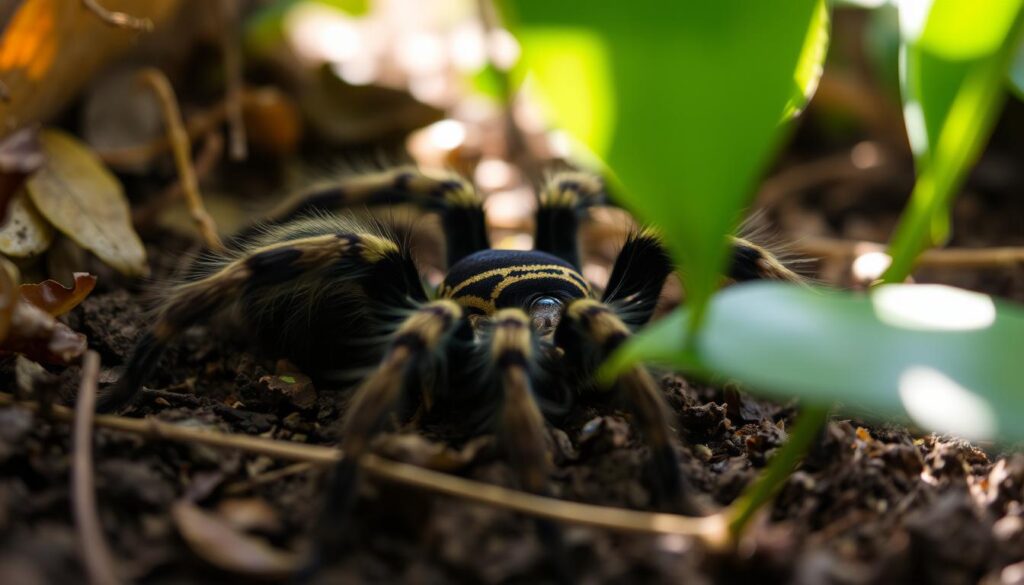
[726,404,829,537]
[882,8,1024,283]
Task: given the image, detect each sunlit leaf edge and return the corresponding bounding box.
[606,281,1024,442]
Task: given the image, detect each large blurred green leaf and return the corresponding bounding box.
[606,282,1024,442]
[506,2,829,333]
[883,1,1024,282]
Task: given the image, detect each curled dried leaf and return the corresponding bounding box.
[0,299,86,364]
[172,501,298,578]
[26,129,148,276]
[0,189,54,257]
[20,272,96,316]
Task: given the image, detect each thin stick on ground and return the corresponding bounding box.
[0,393,729,548]
[71,352,121,585]
[81,0,153,31]
[132,132,225,229]
[793,235,1024,270]
[223,462,316,495]
[139,69,225,252]
[221,0,247,161]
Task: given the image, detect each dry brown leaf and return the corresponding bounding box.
[20,272,96,316]
[0,128,44,225]
[0,258,19,342]
[26,129,148,277]
[0,189,54,257]
[303,67,443,144]
[259,372,316,410]
[0,0,183,141]
[172,501,299,578]
[0,299,86,364]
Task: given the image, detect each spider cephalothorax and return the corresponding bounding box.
[101,167,800,552]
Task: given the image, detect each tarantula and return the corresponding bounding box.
[102,167,798,531]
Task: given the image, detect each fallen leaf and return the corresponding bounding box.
[0,127,44,225]
[0,0,183,143]
[0,189,53,257]
[172,501,299,578]
[259,372,317,410]
[303,66,443,144]
[0,299,86,364]
[26,129,148,277]
[0,258,18,342]
[20,272,96,316]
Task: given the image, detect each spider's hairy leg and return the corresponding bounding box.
[556,299,700,514]
[601,229,674,328]
[339,300,466,456]
[98,230,408,411]
[728,236,805,283]
[247,167,489,267]
[487,309,550,493]
[534,172,605,268]
[315,300,466,561]
[484,308,574,582]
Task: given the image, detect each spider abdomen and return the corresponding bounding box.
[438,249,591,316]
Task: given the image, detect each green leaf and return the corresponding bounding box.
[1009,37,1024,100]
[514,28,615,157]
[883,1,1024,282]
[506,1,829,333]
[607,282,1024,442]
[783,0,831,120]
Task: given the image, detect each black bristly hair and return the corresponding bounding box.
[230,167,489,268]
[601,229,675,329]
[98,214,429,411]
[534,172,605,269]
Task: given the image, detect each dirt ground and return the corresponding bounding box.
[3,61,1024,585]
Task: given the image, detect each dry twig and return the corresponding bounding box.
[0,392,728,547]
[223,462,317,495]
[794,235,1024,270]
[71,352,121,585]
[139,69,225,252]
[132,132,225,229]
[221,0,247,161]
[81,0,153,32]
